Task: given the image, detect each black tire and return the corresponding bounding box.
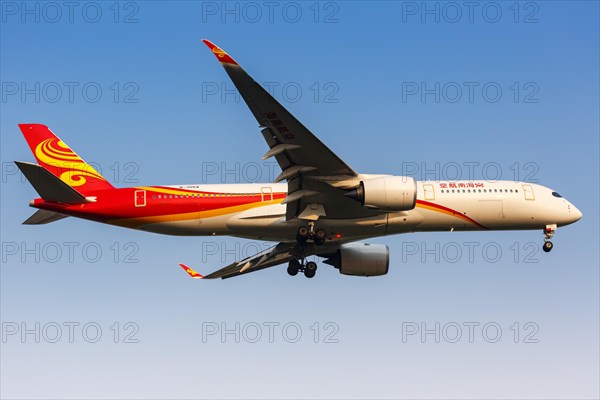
[304,261,317,278]
[296,226,310,243]
[314,228,327,245]
[287,260,300,276]
[542,241,553,253]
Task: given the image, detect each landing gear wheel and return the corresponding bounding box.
[296,226,310,243]
[314,228,327,245]
[542,241,553,253]
[287,260,301,276]
[304,261,317,278]
[542,225,557,254]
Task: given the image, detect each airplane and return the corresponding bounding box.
[15,39,582,280]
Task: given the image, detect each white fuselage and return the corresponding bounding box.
[137,180,582,242]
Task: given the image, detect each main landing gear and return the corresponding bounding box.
[296,221,327,245]
[542,224,557,253]
[287,259,318,278]
[290,221,325,278]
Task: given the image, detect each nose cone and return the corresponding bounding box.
[571,205,583,223]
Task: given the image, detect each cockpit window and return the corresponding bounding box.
[552,192,563,198]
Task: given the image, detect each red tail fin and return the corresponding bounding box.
[19,124,114,192]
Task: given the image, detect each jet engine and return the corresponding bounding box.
[324,243,390,277]
[345,176,417,211]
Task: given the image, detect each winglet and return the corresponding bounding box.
[179,263,203,279]
[201,39,238,65]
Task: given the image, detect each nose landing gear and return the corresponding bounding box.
[542,241,554,252]
[542,224,557,253]
[287,259,318,278]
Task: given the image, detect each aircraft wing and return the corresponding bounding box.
[179,241,340,280]
[202,40,381,221]
[179,242,296,280]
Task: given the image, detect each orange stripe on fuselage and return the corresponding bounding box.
[416,199,487,230]
[108,197,284,228]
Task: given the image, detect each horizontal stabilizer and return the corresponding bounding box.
[15,161,87,204]
[23,209,69,225]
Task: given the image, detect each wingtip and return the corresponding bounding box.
[179,263,203,279]
[201,39,238,65]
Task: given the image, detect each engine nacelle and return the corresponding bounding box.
[346,176,417,211]
[325,243,390,277]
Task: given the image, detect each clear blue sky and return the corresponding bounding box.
[1,1,598,398]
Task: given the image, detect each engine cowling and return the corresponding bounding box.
[324,243,390,277]
[346,176,417,211]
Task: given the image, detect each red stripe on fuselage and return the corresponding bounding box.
[416,199,488,230]
[32,186,286,222]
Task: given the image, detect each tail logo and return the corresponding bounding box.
[212,47,225,58]
[35,138,106,187]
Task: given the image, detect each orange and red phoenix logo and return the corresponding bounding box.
[34,137,107,188]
